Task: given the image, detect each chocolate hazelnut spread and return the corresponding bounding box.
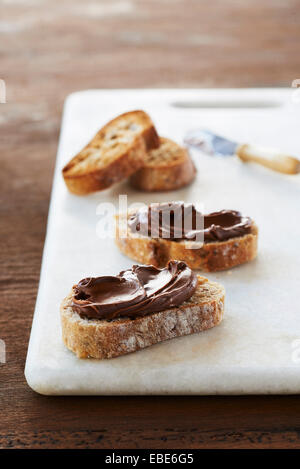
[128,202,252,242]
[71,260,197,320]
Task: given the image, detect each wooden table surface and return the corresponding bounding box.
[1,0,300,449]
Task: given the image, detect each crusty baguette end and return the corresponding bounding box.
[130,137,196,192]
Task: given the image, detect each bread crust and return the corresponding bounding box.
[129,137,196,192]
[62,110,159,195]
[115,214,258,271]
[61,276,225,359]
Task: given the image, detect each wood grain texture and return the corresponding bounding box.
[1,0,300,449]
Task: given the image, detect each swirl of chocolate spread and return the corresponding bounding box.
[128,202,252,242]
[71,260,198,320]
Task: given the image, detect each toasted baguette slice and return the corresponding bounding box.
[115,213,258,272]
[62,110,159,195]
[61,275,224,359]
[129,137,196,192]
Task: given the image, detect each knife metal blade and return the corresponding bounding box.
[184,129,238,157]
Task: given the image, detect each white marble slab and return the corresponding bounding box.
[25,89,300,394]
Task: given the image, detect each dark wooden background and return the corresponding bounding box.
[1,0,300,449]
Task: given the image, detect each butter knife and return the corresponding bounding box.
[184,129,300,175]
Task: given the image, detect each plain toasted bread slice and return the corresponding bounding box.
[129,137,196,192]
[115,213,258,272]
[61,275,225,359]
[62,110,159,195]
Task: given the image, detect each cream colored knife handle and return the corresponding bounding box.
[236,144,300,175]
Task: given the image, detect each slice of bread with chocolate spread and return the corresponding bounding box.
[61,261,225,359]
[115,202,258,272]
